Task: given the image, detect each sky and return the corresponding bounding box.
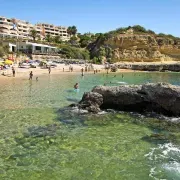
[0,0,180,36]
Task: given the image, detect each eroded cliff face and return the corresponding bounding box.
[106,34,180,62]
[90,34,180,62]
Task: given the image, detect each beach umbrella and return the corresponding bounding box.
[4,60,13,65]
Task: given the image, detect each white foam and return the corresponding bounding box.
[146,143,180,179]
[163,161,180,174]
[117,81,128,84]
[159,143,180,156]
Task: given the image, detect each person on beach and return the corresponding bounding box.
[74,83,79,89]
[94,70,96,74]
[63,68,64,72]
[12,67,15,77]
[36,77,38,81]
[85,66,87,72]
[81,68,84,76]
[29,71,33,80]
[48,66,51,74]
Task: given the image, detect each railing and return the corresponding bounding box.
[32,50,59,55]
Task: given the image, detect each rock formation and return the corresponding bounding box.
[117,62,180,72]
[89,33,180,62]
[78,83,180,116]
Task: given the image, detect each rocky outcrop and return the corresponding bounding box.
[78,83,180,116]
[117,62,180,72]
[79,92,103,113]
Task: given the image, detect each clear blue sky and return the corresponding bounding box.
[0,0,180,36]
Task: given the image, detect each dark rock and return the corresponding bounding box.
[78,83,180,116]
[130,63,180,72]
[79,92,103,113]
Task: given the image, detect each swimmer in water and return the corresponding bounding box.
[74,83,79,89]
[122,74,124,78]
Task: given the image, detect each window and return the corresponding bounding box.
[35,46,41,51]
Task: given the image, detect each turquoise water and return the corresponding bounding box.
[0,72,180,180]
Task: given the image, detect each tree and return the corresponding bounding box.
[0,46,5,57]
[158,33,166,37]
[147,30,155,34]
[132,25,147,33]
[67,26,77,36]
[30,29,38,42]
[45,34,52,43]
[79,34,91,48]
[53,35,62,44]
[71,26,77,35]
[67,26,72,36]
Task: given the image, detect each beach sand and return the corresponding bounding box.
[0,64,137,82]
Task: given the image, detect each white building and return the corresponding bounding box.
[18,42,58,54]
[0,16,70,41]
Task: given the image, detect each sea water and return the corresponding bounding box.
[0,72,179,180]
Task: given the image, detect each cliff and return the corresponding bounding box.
[88,32,180,62]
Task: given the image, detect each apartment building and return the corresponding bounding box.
[0,16,70,41]
[35,23,69,41]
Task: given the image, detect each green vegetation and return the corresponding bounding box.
[67,26,77,36]
[59,45,90,60]
[29,29,38,42]
[0,43,10,57]
[1,24,180,62]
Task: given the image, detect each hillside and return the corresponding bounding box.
[88,25,180,62]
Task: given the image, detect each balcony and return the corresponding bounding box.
[32,50,58,55]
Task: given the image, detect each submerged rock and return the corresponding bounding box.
[78,83,180,116]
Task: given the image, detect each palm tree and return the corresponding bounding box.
[71,26,77,35]
[67,26,72,36]
[30,29,38,42]
[67,26,77,36]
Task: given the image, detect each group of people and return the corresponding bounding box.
[10,65,52,79]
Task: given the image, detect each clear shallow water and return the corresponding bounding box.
[0,72,180,180]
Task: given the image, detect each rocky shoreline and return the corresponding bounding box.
[76,83,180,116]
[117,62,180,72]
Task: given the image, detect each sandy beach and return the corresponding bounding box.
[0,64,105,80]
[0,63,138,82]
[1,61,179,82]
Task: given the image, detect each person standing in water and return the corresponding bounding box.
[12,66,15,77]
[74,83,79,89]
[81,68,84,76]
[48,66,51,74]
[29,71,33,80]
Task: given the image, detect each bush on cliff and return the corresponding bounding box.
[59,45,90,60]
